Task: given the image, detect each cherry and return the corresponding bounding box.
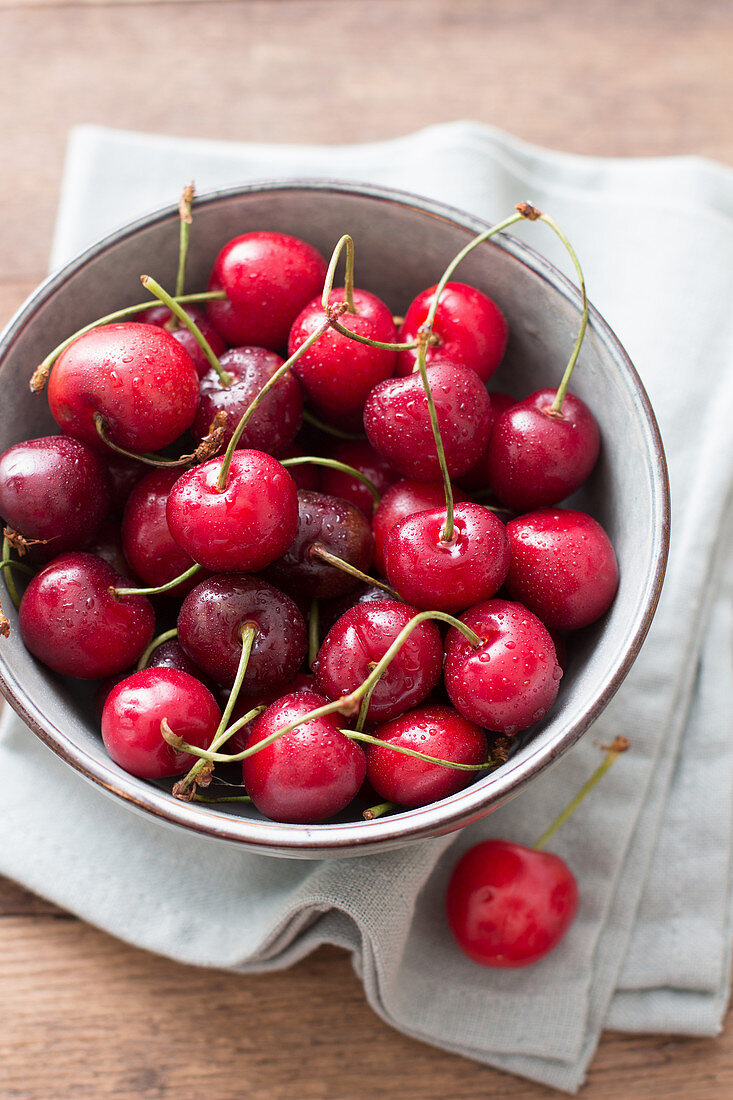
[396,282,508,382]
[266,490,374,598]
[122,468,199,593]
[288,287,397,414]
[87,517,130,577]
[101,668,221,779]
[47,322,200,453]
[277,444,320,492]
[241,688,366,823]
[318,440,397,521]
[487,390,600,511]
[224,672,317,755]
[0,435,111,560]
[371,479,468,575]
[446,839,578,967]
[104,453,147,515]
[363,361,493,481]
[443,599,562,733]
[138,303,228,379]
[192,346,303,456]
[166,450,298,573]
[505,508,619,630]
[383,503,510,613]
[18,551,155,679]
[458,391,518,491]
[365,704,488,806]
[206,231,327,350]
[314,600,443,722]
[143,637,212,684]
[177,574,307,690]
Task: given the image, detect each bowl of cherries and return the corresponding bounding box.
[0,181,669,857]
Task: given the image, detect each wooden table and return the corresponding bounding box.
[2,1,732,1096]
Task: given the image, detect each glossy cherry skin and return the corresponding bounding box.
[206,231,327,350]
[486,390,601,511]
[458,391,518,491]
[396,282,508,382]
[364,361,493,481]
[177,574,307,690]
[166,450,298,573]
[241,688,366,823]
[0,435,111,560]
[288,287,397,414]
[314,600,443,722]
[505,508,619,630]
[446,839,579,967]
[101,668,221,779]
[266,490,374,598]
[318,440,398,520]
[384,503,510,613]
[224,672,317,755]
[122,468,198,592]
[365,704,488,807]
[18,552,155,679]
[48,322,200,453]
[372,479,468,575]
[444,599,562,734]
[138,303,228,379]
[193,346,303,456]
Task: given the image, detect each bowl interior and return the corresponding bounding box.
[0,182,669,856]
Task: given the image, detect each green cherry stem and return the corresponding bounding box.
[309,545,401,599]
[281,456,380,507]
[343,730,497,772]
[363,801,395,820]
[174,183,194,300]
[301,409,366,441]
[327,318,419,352]
[355,672,380,733]
[112,563,202,598]
[414,327,456,543]
[533,736,629,851]
[321,234,356,314]
[29,291,225,393]
[136,627,179,671]
[192,794,253,804]
[140,275,232,386]
[93,413,223,469]
[308,598,319,669]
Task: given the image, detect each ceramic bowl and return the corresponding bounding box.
[0,181,669,857]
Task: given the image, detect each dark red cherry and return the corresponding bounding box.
[241,688,366,823]
[372,479,469,575]
[486,390,601,511]
[177,574,307,690]
[0,435,111,560]
[365,704,488,806]
[122,468,199,593]
[206,231,327,350]
[446,839,579,967]
[384,503,510,612]
[104,453,147,515]
[138,303,228,379]
[166,451,298,573]
[314,600,443,722]
[143,638,212,685]
[277,444,321,492]
[444,599,562,734]
[289,288,397,414]
[318,582,392,636]
[101,668,221,779]
[364,361,492,481]
[396,282,508,382]
[87,517,129,577]
[458,391,518,491]
[192,346,303,456]
[318,440,398,520]
[18,551,155,679]
[47,322,200,453]
[505,508,619,630]
[266,490,374,598]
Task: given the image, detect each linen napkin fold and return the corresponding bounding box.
[1,121,732,1093]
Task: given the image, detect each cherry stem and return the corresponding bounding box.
[93,413,214,469]
[309,545,400,599]
[343,729,496,771]
[0,538,22,610]
[533,736,630,851]
[140,275,232,386]
[363,801,395,820]
[327,318,419,352]
[301,409,366,440]
[308,598,319,669]
[174,182,194,300]
[536,213,588,413]
[355,672,379,733]
[112,563,202,598]
[192,794,253,804]
[414,329,455,543]
[281,456,380,507]
[321,234,356,314]
[29,291,225,393]
[136,627,179,671]
[215,314,339,491]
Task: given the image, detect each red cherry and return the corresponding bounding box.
[318,440,398,520]
[121,468,199,593]
[446,839,579,967]
[138,303,228,379]
[166,451,298,573]
[288,287,397,413]
[458,391,518,491]
[104,453,147,515]
[241,689,366,823]
[372,479,468,575]
[47,322,200,453]
[505,508,619,630]
[206,231,327,350]
[101,668,221,779]
[383,503,510,613]
[314,600,443,722]
[364,361,493,481]
[444,599,562,733]
[18,551,155,679]
[365,704,488,806]
[486,390,600,511]
[224,672,317,754]
[396,282,508,382]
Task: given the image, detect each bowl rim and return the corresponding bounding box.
[0,178,671,855]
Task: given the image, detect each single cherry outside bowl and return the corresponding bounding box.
[0,181,670,858]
